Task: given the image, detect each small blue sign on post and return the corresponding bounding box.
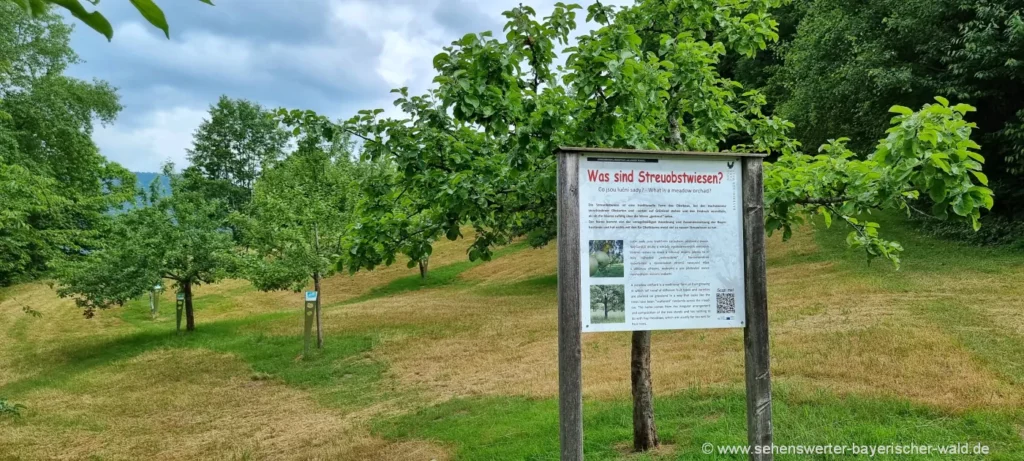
[302,291,318,355]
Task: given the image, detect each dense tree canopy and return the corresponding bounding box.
[744,0,1023,216]
[336,0,989,273]
[55,166,234,330]
[184,96,288,218]
[0,4,134,286]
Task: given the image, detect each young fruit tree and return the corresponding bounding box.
[234,119,357,349]
[590,285,624,320]
[308,0,992,453]
[275,109,450,281]
[55,166,234,329]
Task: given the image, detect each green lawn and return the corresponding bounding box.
[592,263,625,278]
[590,309,626,324]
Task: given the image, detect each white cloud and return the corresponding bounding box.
[330,0,447,92]
[93,106,207,172]
[77,0,636,171]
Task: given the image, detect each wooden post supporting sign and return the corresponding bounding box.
[556,151,584,461]
[742,157,772,459]
[555,148,772,460]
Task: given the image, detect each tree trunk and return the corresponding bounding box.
[184,280,196,332]
[418,256,429,279]
[313,271,324,349]
[604,299,609,319]
[631,330,658,451]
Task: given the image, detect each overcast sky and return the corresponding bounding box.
[65,0,627,172]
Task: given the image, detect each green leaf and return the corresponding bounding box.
[970,170,989,186]
[928,181,946,202]
[952,195,974,217]
[933,96,949,107]
[130,0,170,38]
[51,0,114,40]
[888,105,913,116]
[932,200,949,220]
[433,52,449,69]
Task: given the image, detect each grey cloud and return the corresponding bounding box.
[64,0,574,171]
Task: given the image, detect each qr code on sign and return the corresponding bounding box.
[716,290,736,314]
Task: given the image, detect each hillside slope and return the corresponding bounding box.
[1,219,1023,459]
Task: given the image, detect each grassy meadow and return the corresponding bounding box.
[590,310,626,325]
[1,216,1023,459]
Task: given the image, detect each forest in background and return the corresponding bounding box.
[724,0,1024,244]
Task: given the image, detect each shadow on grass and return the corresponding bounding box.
[337,242,531,306]
[2,242,537,407]
[472,274,558,297]
[0,312,382,410]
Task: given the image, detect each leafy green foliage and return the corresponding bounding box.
[233,117,359,347]
[4,0,214,40]
[0,5,135,285]
[184,96,288,219]
[761,0,1024,215]
[590,284,625,320]
[764,98,992,266]
[326,0,991,273]
[54,165,234,324]
[235,128,357,293]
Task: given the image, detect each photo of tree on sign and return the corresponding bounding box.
[589,240,624,277]
[590,285,625,324]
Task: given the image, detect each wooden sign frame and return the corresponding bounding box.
[555,147,773,460]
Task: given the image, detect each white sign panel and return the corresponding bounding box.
[578,153,746,332]
[305,291,318,302]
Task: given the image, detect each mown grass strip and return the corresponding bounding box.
[375,387,1024,460]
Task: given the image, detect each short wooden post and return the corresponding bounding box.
[741,157,773,460]
[175,293,185,334]
[303,292,317,356]
[557,151,584,461]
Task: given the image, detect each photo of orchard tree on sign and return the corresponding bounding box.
[589,240,624,277]
[590,285,625,324]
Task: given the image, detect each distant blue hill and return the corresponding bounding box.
[116,172,171,211]
[134,172,171,196]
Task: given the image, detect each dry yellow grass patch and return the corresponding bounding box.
[0,283,135,388]
[359,226,1023,411]
[361,284,747,400]
[0,348,449,461]
[906,268,1024,338]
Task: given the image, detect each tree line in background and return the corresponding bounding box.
[724,0,1024,242]
[1,0,1004,453]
